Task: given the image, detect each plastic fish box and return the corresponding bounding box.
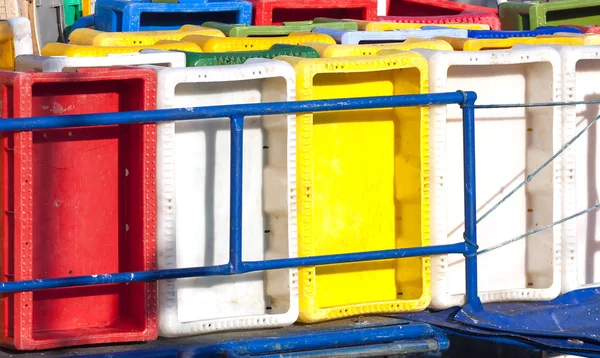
[0,17,33,71]
[500,0,600,31]
[438,36,584,51]
[202,20,357,37]
[182,32,335,52]
[306,39,452,57]
[411,47,564,308]
[312,18,490,31]
[312,27,466,45]
[378,11,501,31]
[94,0,252,32]
[278,51,430,323]
[64,0,83,37]
[31,0,63,54]
[459,26,582,39]
[0,68,158,350]
[387,0,497,18]
[83,0,95,15]
[556,45,600,293]
[15,51,186,72]
[250,0,377,26]
[68,26,225,46]
[159,44,319,66]
[41,41,202,56]
[151,59,298,337]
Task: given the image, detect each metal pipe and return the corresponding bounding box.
[0,243,466,293]
[461,94,482,308]
[242,242,466,272]
[0,92,476,131]
[229,115,244,273]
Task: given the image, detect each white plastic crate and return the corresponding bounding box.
[413,47,565,308]
[0,17,33,60]
[0,0,21,22]
[312,27,467,44]
[151,59,298,337]
[556,45,600,293]
[15,51,186,72]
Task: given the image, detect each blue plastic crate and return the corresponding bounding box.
[91,0,252,31]
[311,27,467,44]
[421,25,582,39]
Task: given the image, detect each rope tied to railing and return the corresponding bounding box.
[461,100,600,256]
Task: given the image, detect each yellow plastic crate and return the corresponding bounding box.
[0,19,23,70]
[438,36,584,50]
[82,0,93,16]
[277,52,431,323]
[537,32,600,45]
[306,39,452,57]
[182,32,335,52]
[41,41,202,57]
[350,20,490,31]
[69,25,225,46]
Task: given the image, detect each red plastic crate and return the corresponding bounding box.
[378,10,501,30]
[251,0,377,25]
[0,68,158,350]
[560,24,600,34]
[387,0,497,17]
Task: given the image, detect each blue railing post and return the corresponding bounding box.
[229,115,244,274]
[460,91,482,309]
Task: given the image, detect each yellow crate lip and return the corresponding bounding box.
[41,42,202,56]
[69,25,225,46]
[305,40,452,57]
[276,52,431,322]
[348,20,490,31]
[0,21,12,42]
[182,32,335,52]
[537,32,600,45]
[438,36,584,50]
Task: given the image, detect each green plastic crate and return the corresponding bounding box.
[63,0,83,37]
[500,0,600,30]
[201,20,357,37]
[178,44,319,66]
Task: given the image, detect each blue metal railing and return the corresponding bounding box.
[0,91,480,309]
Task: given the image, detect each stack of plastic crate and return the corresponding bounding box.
[5,0,600,354]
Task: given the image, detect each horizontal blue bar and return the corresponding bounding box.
[241,242,466,272]
[0,243,466,293]
[74,322,445,357]
[0,92,476,132]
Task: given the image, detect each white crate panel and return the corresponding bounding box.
[15,51,185,72]
[152,59,298,337]
[6,17,32,57]
[558,46,600,293]
[414,47,565,309]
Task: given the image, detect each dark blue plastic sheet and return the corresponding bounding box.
[400,288,600,357]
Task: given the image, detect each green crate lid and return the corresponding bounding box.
[201,20,357,37]
[180,44,320,67]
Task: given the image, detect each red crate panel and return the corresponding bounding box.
[560,24,600,34]
[378,10,501,30]
[251,0,377,25]
[0,69,158,350]
[387,0,497,17]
